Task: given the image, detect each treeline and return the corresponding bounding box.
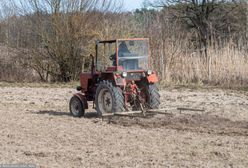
[0,0,247,87]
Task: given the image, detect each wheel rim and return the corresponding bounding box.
[98,88,113,113]
[71,98,80,116]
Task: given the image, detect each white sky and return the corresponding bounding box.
[122,0,144,11]
[0,0,150,14]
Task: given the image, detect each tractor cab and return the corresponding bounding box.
[96,38,149,72]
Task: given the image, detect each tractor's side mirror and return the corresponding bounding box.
[90,54,94,66]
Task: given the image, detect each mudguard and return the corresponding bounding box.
[73,92,88,109]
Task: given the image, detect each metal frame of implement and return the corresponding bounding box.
[101,107,205,117]
[101,109,169,117]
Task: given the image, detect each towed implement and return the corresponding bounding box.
[69,38,162,117]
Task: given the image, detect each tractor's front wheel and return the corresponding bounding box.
[69,96,85,117]
[95,81,125,116]
[140,83,160,109]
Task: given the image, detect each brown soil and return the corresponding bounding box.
[0,86,248,167]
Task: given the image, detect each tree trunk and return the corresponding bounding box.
[59,62,70,82]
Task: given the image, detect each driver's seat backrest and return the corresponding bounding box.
[122,59,138,70]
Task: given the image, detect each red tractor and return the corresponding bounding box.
[69,38,160,117]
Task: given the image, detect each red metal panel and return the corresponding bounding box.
[80,73,92,91]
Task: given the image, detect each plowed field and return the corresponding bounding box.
[1,86,248,167]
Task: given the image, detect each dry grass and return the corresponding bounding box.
[0,44,33,82]
[161,44,248,88]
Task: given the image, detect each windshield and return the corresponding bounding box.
[117,40,149,71]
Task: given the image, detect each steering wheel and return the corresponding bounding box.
[109,54,115,61]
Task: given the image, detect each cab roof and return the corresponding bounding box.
[97,38,149,44]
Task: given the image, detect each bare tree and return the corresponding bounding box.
[13,0,120,82]
[152,0,239,81]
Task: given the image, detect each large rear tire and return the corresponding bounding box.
[69,96,85,117]
[140,83,160,109]
[95,80,125,116]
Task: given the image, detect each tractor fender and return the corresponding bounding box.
[147,73,159,83]
[113,74,126,86]
[73,92,88,109]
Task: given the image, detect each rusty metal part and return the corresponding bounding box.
[177,107,205,114]
[101,107,205,117]
[101,108,169,117]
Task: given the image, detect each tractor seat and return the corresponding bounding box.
[120,59,138,70]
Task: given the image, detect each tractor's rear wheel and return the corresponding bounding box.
[140,83,160,109]
[95,80,125,116]
[69,96,85,117]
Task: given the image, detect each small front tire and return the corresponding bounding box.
[69,96,85,117]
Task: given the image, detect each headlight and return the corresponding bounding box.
[122,71,127,77]
[147,70,153,75]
